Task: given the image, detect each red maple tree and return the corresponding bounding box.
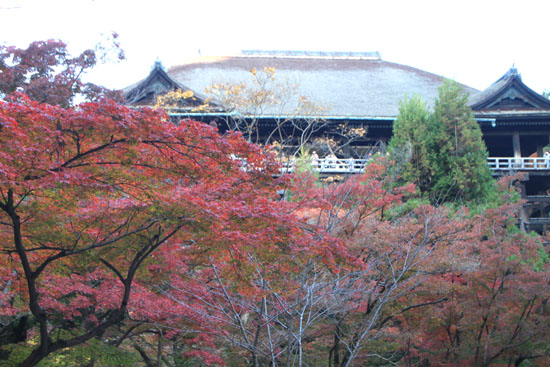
[396,179,550,367]
[0,37,124,107]
[0,93,315,366]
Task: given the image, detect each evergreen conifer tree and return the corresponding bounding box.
[389,81,494,203]
[430,80,493,202]
[388,95,432,193]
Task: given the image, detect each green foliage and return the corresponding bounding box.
[386,197,430,219]
[389,81,495,204]
[4,337,138,367]
[429,80,494,203]
[284,147,322,202]
[388,94,432,193]
[294,146,319,177]
[533,244,550,271]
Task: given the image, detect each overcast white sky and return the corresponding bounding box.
[1,0,549,93]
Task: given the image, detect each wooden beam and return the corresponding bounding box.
[483,131,550,136]
[526,218,550,225]
[526,196,550,202]
[513,131,521,158]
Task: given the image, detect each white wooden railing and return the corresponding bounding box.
[487,157,550,171]
[281,158,369,173]
[279,157,550,174]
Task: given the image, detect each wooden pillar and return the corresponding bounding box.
[518,182,528,232]
[513,131,521,158]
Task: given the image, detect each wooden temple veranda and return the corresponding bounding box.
[123,51,550,232]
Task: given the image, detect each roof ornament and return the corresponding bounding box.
[494,65,522,84]
[153,59,166,71]
[507,64,521,79]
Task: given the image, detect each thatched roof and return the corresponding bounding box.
[125,52,478,118]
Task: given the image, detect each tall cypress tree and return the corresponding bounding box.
[388,95,433,193]
[389,81,494,203]
[429,80,493,202]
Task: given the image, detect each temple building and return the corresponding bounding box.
[124,51,550,231]
[124,51,477,154]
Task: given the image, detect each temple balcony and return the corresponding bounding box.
[487,157,550,173]
[281,157,550,175]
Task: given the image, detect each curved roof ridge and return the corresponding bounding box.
[124,62,209,106]
[470,68,550,110]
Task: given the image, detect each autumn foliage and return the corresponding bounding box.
[1,41,550,367]
[0,93,339,366]
[398,199,550,367]
[1,92,549,366]
[0,38,123,107]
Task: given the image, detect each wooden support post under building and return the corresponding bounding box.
[513,131,521,158]
[519,182,528,232]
